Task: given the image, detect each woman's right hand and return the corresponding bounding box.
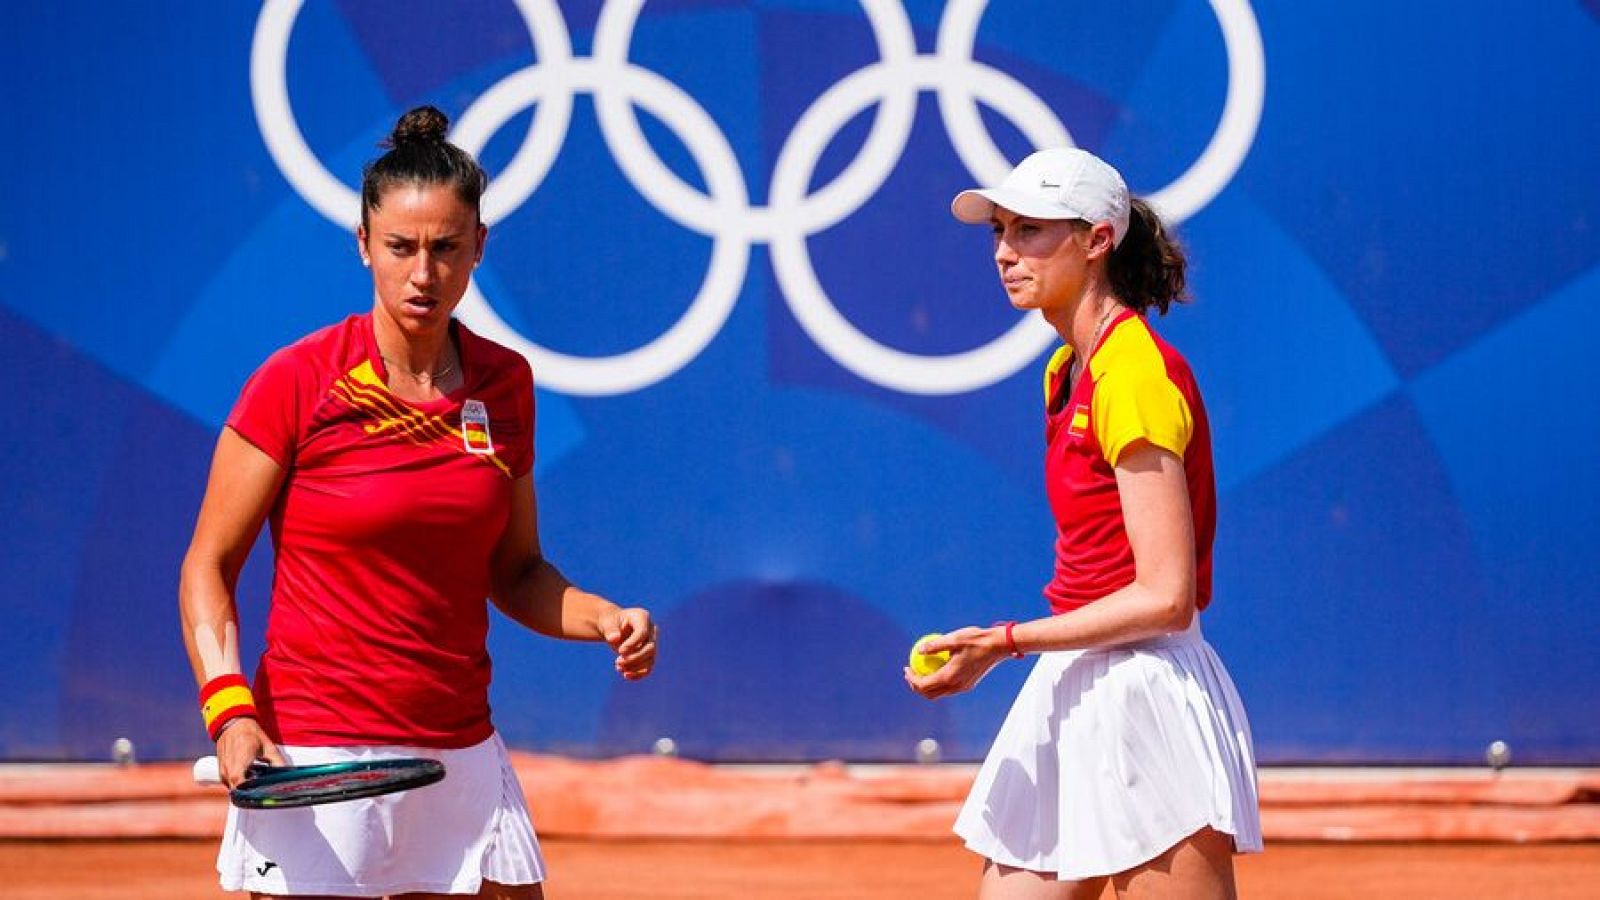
[903,626,1009,700]
[215,718,285,788]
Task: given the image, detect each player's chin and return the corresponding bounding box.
[1005,290,1039,311]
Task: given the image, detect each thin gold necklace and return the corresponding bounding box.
[381,353,456,383]
[1075,304,1120,376]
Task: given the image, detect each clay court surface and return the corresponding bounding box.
[2,757,1596,897]
[3,838,1599,898]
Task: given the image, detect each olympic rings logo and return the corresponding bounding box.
[251,0,1264,396]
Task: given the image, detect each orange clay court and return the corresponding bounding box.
[2,754,1596,898]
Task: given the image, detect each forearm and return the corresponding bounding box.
[1006,442,1198,654]
[492,557,618,641]
[178,554,246,685]
[1009,579,1194,655]
[179,552,273,753]
[179,428,283,687]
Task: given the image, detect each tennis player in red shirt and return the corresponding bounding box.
[179,106,657,899]
[907,148,1260,898]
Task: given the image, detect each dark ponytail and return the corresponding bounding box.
[359,106,487,229]
[1107,198,1188,315]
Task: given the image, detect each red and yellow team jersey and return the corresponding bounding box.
[226,314,534,748]
[1042,310,1216,615]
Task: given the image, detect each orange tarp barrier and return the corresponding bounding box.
[1,755,1596,842]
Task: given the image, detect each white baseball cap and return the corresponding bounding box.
[951,148,1132,246]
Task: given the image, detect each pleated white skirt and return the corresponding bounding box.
[218,732,545,897]
[954,621,1261,881]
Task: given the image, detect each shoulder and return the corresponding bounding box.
[458,321,533,387]
[1043,344,1073,406]
[261,314,368,376]
[1086,315,1200,463]
[1090,314,1195,390]
[228,317,368,460]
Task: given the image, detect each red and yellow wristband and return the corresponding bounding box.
[199,674,257,742]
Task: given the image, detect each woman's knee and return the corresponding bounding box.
[1112,826,1236,899]
[980,858,1107,900]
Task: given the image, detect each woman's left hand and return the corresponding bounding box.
[600,606,658,680]
[904,626,1008,699]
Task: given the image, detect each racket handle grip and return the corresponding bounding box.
[194,756,275,785]
[193,756,221,785]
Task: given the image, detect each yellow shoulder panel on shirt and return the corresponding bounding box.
[349,359,384,388]
[1043,345,1074,407]
[1088,319,1193,465]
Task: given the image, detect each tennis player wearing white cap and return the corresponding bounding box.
[907,148,1261,898]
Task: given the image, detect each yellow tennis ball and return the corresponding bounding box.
[908,633,951,676]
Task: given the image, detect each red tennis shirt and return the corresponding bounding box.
[226,313,534,748]
[1041,310,1216,615]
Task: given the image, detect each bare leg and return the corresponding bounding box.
[978,858,1108,900]
[399,879,544,899]
[1111,826,1236,900]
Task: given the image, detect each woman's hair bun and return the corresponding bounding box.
[359,104,486,228]
[385,105,450,148]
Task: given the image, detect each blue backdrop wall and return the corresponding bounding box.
[3,1,1596,763]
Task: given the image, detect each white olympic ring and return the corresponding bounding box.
[251,0,1265,396]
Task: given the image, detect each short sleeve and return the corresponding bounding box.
[1092,365,1193,467]
[503,354,536,479]
[1042,345,1073,410]
[225,347,308,468]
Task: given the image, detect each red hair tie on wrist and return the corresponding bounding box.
[994,621,1025,659]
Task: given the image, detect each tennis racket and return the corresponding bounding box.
[192,755,446,809]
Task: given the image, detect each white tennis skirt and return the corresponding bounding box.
[218,732,545,897]
[954,620,1262,881]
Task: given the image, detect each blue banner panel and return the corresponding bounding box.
[1,1,1596,763]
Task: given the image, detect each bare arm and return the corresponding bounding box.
[178,428,288,780]
[1013,440,1197,646]
[489,474,657,679]
[909,440,1196,697]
